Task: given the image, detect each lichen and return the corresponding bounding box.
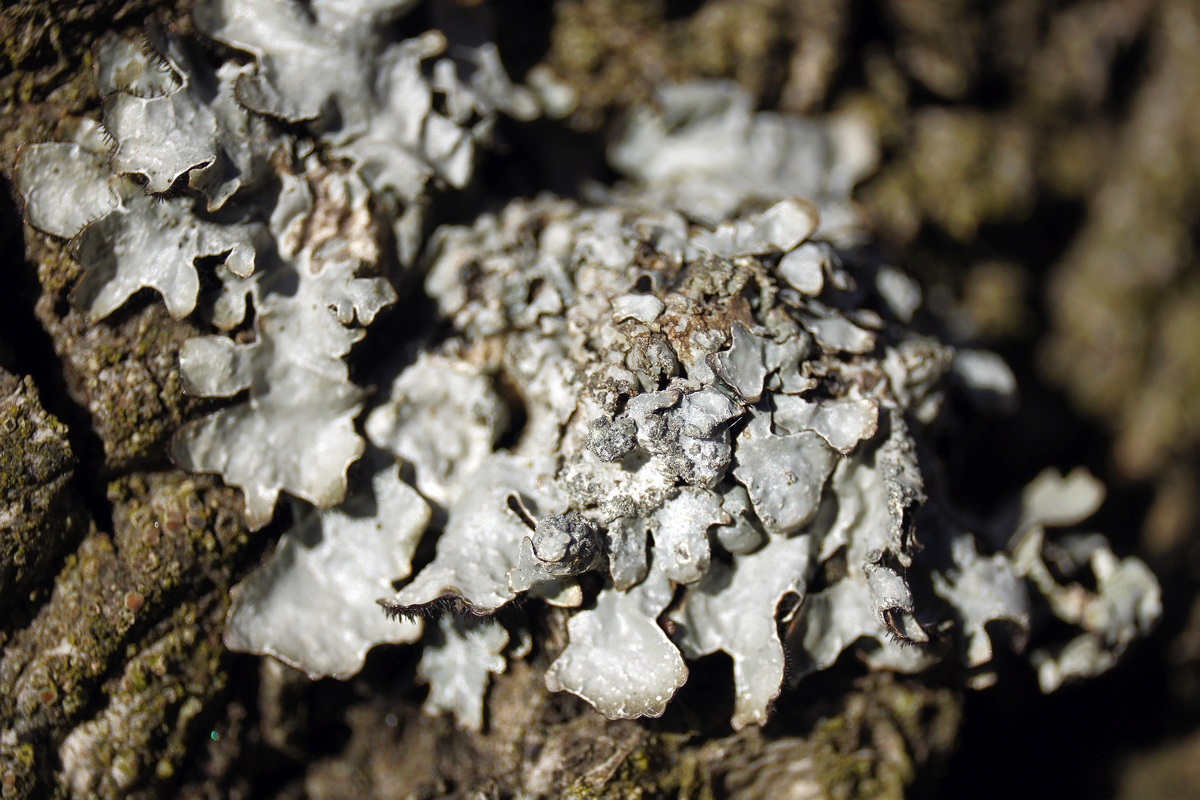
[223,459,430,678]
[171,165,395,530]
[6,0,1163,769]
[365,107,1156,727]
[14,106,269,320]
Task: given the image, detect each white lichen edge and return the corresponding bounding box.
[224,462,430,678]
[544,562,687,720]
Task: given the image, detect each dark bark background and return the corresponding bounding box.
[2,0,1199,797]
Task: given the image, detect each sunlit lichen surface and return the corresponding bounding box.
[0,0,1173,797]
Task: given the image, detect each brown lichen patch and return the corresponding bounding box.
[123,591,144,612]
[280,160,383,271]
[652,255,773,368]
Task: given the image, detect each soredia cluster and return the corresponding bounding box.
[14,1,1160,732]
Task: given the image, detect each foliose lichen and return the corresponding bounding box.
[11,0,1161,738]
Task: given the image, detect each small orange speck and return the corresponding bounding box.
[125,591,145,612]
